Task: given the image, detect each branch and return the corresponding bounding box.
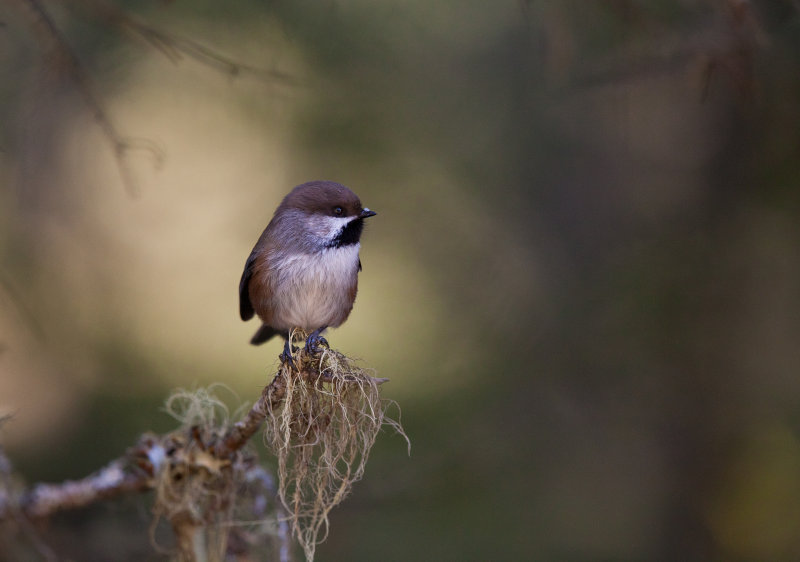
[0,371,293,522]
[19,459,150,519]
[211,364,389,460]
[0,360,388,510]
[72,0,300,85]
[212,372,287,459]
[0,350,394,561]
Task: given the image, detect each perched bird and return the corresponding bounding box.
[239,180,376,359]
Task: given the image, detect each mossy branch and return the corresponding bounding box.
[0,373,285,522]
[0,343,404,562]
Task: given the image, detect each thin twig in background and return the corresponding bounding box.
[72,0,300,85]
[8,0,298,196]
[10,0,164,196]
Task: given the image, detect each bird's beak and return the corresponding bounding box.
[360,208,377,218]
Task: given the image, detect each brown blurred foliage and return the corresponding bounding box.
[2,0,800,560]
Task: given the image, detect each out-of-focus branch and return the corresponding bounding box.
[10,0,164,197]
[0,372,286,522]
[541,0,769,105]
[8,0,296,196]
[72,0,299,85]
[19,459,150,519]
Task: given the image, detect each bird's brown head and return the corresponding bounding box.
[281,181,371,217]
[278,181,376,246]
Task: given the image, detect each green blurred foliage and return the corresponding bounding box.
[2,0,800,560]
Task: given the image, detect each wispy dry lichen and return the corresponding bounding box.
[264,331,409,561]
[152,387,285,561]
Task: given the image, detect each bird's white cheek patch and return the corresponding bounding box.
[311,215,354,240]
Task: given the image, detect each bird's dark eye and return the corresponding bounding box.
[333,206,344,216]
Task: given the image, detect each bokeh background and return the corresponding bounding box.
[2,0,800,560]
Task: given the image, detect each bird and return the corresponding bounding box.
[239,180,376,361]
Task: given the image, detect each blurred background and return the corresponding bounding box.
[2,0,800,560]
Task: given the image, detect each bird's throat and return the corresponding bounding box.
[330,218,365,248]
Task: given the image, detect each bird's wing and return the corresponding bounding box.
[239,251,259,321]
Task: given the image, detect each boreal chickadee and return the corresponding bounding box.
[239,180,376,359]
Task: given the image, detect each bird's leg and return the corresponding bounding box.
[305,326,329,355]
[280,337,297,370]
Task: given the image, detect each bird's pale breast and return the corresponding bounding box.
[253,243,361,331]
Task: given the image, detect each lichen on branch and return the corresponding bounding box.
[264,330,409,562]
[0,341,407,562]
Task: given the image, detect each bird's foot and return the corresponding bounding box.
[304,328,329,355]
[280,338,297,370]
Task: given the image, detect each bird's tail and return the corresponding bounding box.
[250,324,280,345]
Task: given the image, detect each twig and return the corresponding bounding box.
[72,0,299,85]
[212,372,287,459]
[10,0,164,197]
[9,0,296,197]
